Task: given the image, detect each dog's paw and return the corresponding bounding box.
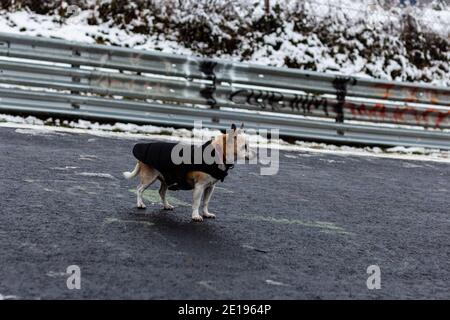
[192,215,204,222]
[163,204,174,210]
[137,203,146,209]
[202,212,216,219]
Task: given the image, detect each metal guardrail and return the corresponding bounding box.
[0,32,449,149]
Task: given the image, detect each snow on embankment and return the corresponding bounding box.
[0,0,448,85]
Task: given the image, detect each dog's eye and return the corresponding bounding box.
[244,144,248,151]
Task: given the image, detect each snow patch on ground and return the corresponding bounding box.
[15,128,65,136]
[1,114,45,125]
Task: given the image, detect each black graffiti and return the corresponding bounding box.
[230,89,283,110]
[332,76,357,136]
[199,86,217,106]
[199,61,217,80]
[229,89,329,115]
[199,60,218,109]
[332,76,357,123]
[71,49,81,109]
[288,94,329,115]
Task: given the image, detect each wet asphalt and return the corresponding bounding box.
[0,126,449,299]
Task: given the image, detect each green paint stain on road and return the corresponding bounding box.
[103,217,154,227]
[128,188,190,206]
[240,214,353,235]
[215,186,234,194]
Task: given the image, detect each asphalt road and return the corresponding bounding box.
[0,126,449,299]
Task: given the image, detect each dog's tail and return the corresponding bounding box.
[123,162,140,179]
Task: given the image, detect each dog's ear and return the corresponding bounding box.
[240,123,244,129]
[231,123,237,131]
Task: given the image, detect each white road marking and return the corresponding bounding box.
[76,172,115,179]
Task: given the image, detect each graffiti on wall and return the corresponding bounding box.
[194,61,448,129]
[229,89,330,115]
[199,60,218,108]
[347,102,450,128]
[227,88,449,128]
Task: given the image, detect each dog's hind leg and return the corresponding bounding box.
[191,184,205,222]
[158,179,174,210]
[202,185,216,219]
[136,165,158,209]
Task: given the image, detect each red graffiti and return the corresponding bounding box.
[377,83,395,100]
[435,111,450,128]
[375,83,449,106]
[343,102,449,128]
[368,104,386,119]
[405,87,419,103]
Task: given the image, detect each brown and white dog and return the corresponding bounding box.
[123,123,253,222]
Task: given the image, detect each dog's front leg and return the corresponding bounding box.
[202,185,216,219]
[159,181,174,210]
[192,184,205,222]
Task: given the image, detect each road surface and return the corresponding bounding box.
[0,126,449,299]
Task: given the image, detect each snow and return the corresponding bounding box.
[15,128,65,136]
[0,0,448,84]
[0,1,448,162]
[0,114,45,125]
[386,146,428,154]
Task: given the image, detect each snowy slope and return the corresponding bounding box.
[0,0,448,85]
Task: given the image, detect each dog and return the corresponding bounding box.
[123,123,253,222]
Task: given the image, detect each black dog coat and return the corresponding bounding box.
[132,140,232,190]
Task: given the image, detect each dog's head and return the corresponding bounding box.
[214,123,255,164]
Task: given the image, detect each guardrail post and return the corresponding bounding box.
[332,76,356,135]
[199,61,219,123]
[71,48,81,109]
[0,40,10,88]
[0,40,9,51]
